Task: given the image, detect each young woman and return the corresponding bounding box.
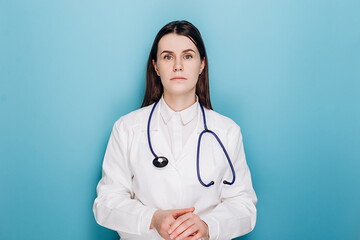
[93,20,257,240]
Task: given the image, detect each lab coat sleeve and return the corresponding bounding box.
[93,119,158,235]
[201,126,257,240]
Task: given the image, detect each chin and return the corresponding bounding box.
[165,83,196,93]
[166,88,196,97]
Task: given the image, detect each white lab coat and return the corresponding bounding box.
[93,102,257,240]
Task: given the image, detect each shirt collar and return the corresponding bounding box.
[159,95,198,125]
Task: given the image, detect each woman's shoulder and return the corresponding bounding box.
[113,104,154,131]
[205,108,241,133]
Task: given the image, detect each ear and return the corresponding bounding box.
[152,59,160,76]
[199,58,206,75]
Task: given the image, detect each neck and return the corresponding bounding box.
[163,92,196,112]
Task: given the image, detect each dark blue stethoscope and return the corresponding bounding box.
[147,100,236,187]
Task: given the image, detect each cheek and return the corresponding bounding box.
[188,62,202,76]
[157,62,171,76]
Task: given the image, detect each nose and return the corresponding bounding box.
[173,58,183,72]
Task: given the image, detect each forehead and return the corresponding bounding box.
[157,33,198,53]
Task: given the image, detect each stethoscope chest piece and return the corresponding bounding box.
[153,156,169,168]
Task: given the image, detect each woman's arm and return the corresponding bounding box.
[93,119,157,235]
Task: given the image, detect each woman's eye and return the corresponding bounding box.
[184,54,192,59]
[164,55,172,60]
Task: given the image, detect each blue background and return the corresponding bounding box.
[1,1,359,239]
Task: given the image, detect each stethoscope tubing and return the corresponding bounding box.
[197,103,236,187]
[147,100,159,159]
[147,100,236,187]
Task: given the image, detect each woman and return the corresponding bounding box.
[93,20,257,240]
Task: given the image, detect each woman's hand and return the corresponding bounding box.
[150,207,195,240]
[168,211,209,240]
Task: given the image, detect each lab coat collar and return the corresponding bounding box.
[149,97,204,134]
[159,95,198,126]
[146,98,206,166]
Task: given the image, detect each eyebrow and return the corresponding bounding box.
[160,49,196,55]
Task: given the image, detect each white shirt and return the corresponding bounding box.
[159,95,198,160]
[93,101,257,240]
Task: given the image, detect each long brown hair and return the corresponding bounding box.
[141,20,212,109]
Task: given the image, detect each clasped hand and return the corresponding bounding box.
[150,207,209,240]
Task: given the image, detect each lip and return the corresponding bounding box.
[170,77,187,80]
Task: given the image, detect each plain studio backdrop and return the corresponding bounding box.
[0,1,359,239]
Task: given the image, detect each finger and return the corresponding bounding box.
[182,232,196,240]
[184,233,196,238]
[169,218,195,239]
[173,224,197,240]
[168,213,193,234]
[188,231,202,240]
[172,207,195,218]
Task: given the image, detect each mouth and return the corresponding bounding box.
[170,77,187,80]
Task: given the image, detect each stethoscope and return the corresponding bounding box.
[147,100,236,187]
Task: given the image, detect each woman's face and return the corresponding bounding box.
[153,33,205,98]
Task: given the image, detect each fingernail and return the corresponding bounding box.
[170,235,174,239]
